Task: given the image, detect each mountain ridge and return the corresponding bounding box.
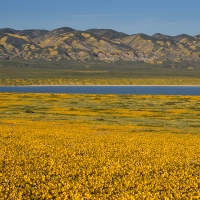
[0,27,200,63]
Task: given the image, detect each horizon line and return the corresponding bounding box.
[0,27,199,37]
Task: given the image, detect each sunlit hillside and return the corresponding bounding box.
[0,27,200,64]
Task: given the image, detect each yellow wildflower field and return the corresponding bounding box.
[0,77,200,85]
[0,93,200,199]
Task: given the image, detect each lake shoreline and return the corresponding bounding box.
[0,85,200,95]
[1,85,200,87]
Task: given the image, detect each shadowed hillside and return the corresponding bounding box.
[0,27,200,64]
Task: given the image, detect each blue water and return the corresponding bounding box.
[0,86,200,95]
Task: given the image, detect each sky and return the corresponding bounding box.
[0,0,200,36]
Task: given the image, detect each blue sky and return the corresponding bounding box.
[1,0,199,36]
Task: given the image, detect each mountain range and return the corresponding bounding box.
[0,27,200,64]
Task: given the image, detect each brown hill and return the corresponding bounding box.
[0,27,199,63]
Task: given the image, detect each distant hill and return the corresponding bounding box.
[85,29,128,40]
[0,27,200,63]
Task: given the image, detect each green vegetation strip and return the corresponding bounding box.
[0,60,200,85]
[0,93,199,133]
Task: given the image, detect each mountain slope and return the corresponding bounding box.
[85,29,128,40]
[0,27,200,63]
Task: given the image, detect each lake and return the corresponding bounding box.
[0,86,200,95]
